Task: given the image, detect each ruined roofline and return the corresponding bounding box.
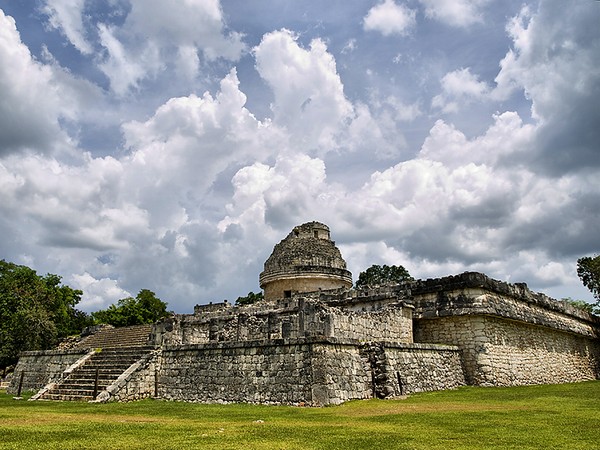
[285,221,330,238]
[411,271,600,329]
[193,271,599,329]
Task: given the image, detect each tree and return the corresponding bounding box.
[235,291,264,306]
[0,260,91,369]
[577,255,600,300]
[562,297,595,314]
[576,255,600,314]
[355,264,413,289]
[91,289,169,327]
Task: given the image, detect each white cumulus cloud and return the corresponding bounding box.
[419,0,489,28]
[363,0,417,36]
[432,68,490,113]
[0,10,75,155]
[42,0,92,54]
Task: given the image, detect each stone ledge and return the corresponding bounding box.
[161,337,460,352]
[378,341,461,351]
[260,266,353,287]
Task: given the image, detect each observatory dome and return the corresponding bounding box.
[259,222,353,301]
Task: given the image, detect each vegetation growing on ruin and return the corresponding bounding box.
[235,291,264,306]
[1,381,598,449]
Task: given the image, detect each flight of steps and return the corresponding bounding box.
[77,324,154,349]
[38,325,155,401]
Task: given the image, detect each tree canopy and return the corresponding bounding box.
[355,264,413,288]
[235,291,264,306]
[0,260,91,369]
[562,297,595,314]
[576,255,600,314]
[577,255,600,301]
[91,289,169,327]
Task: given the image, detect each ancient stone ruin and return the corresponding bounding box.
[260,221,353,301]
[9,221,600,405]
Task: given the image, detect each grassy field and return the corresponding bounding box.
[1,381,599,449]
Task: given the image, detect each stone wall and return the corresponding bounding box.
[157,339,316,405]
[410,272,600,386]
[329,308,412,342]
[358,342,465,398]
[7,349,88,394]
[381,343,466,394]
[415,315,600,386]
[154,337,463,406]
[309,342,372,405]
[157,298,413,346]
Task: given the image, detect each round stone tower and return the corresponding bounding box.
[259,221,353,301]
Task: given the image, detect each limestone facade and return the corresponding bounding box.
[8,349,89,394]
[9,223,600,405]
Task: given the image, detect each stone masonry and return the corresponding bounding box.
[10,222,600,405]
[260,222,352,301]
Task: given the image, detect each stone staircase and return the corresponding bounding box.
[76,324,153,349]
[36,325,155,401]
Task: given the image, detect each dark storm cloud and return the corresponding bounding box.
[534,96,600,176]
[502,190,600,259]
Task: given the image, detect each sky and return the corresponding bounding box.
[0,0,599,313]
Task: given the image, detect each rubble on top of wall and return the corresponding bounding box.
[412,271,599,323]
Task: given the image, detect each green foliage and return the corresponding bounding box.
[562,297,595,314]
[577,255,600,301]
[576,255,600,315]
[91,289,169,327]
[235,291,264,306]
[355,264,413,288]
[0,260,91,369]
[1,382,599,449]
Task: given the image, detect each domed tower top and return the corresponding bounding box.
[259,222,353,301]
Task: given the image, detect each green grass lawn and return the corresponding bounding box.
[1,381,599,449]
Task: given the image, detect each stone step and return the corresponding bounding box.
[77,325,153,349]
[92,348,153,354]
[101,349,151,354]
[90,346,154,353]
[73,367,130,375]
[82,360,141,368]
[41,393,94,401]
[87,349,155,358]
[64,374,127,383]
[90,353,148,360]
[37,345,155,401]
[57,381,111,390]
[48,387,97,395]
[84,360,144,367]
[80,365,137,372]
[59,376,111,384]
[86,341,150,348]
